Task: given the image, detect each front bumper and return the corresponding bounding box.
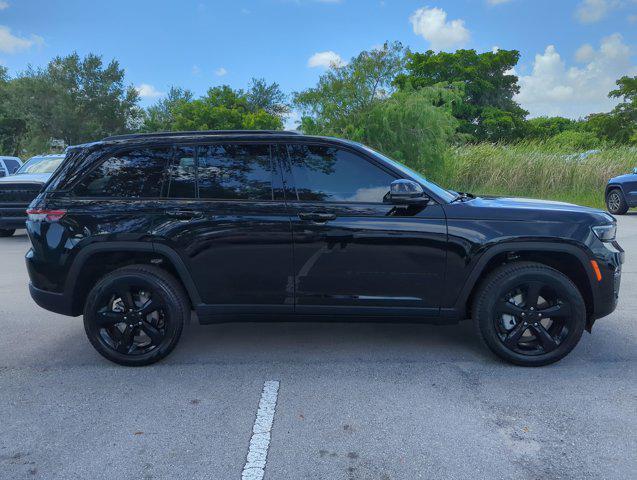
[589,240,624,326]
[0,203,28,229]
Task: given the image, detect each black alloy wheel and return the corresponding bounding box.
[495,281,572,356]
[473,262,586,366]
[84,265,188,366]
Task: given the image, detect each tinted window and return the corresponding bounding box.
[286,145,395,202]
[198,144,273,200]
[5,159,20,173]
[75,147,170,197]
[167,146,196,198]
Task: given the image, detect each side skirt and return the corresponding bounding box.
[194,304,465,325]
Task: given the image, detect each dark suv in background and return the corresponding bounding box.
[606,167,637,215]
[25,131,624,366]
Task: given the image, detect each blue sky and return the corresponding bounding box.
[1,0,636,125]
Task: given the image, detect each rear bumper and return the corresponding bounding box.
[29,283,76,317]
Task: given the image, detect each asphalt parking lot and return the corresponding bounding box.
[1,216,636,480]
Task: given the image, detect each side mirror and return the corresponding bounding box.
[0,169,5,178]
[389,179,429,205]
[633,167,637,175]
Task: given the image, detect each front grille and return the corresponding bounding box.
[0,183,43,203]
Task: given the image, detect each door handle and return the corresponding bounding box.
[298,212,337,222]
[167,210,203,220]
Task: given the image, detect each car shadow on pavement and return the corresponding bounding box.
[168,319,489,366]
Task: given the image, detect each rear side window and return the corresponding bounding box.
[285,144,395,202]
[198,144,273,200]
[75,147,171,198]
[4,159,20,173]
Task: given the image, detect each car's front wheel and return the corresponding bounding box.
[0,228,15,237]
[473,262,586,367]
[606,188,629,215]
[83,265,189,366]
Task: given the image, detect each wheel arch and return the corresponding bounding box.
[455,242,598,323]
[605,183,625,197]
[66,242,201,316]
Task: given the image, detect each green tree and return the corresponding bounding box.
[0,66,26,155]
[6,52,140,154]
[525,116,580,140]
[142,87,193,132]
[170,85,283,131]
[246,78,288,117]
[294,42,406,134]
[349,85,461,171]
[396,49,527,142]
[579,77,637,145]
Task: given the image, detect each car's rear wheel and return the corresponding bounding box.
[0,229,15,237]
[83,265,189,366]
[473,262,586,367]
[606,188,629,215]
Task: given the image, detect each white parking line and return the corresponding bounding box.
[241,380,280,480]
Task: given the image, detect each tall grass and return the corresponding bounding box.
[429,143,637,209]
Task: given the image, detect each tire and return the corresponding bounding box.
[0,229,15,237]
[606,188,629,215]
[472,261,586,367]
[83,264,189,366]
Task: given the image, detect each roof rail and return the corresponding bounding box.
[102,130,301,141]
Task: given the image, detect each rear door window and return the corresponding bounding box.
[75,147,171,198]
[197,143,273,201]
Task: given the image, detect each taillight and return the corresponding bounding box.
[26,209,67,222]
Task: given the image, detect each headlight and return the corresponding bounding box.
[592,224,616,242]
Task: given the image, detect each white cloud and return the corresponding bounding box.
[575,44,595,62]
[214,67,228,76]
[487,0,513,5]
[0,26,43,54]
[515,33,637,118]
[135,83,164,99]
[409,7,470,51]
[576,0,612,23]
[192,65,201,75]
[628,13,637,23]
[0,2,9,10]
[307,50,346,68]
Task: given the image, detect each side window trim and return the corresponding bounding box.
[165,144,197,200]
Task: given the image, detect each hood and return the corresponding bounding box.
[609,173,637,183]
[447,195,614,224]
[0,173,51,184]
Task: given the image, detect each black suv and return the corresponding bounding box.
[25,131,624,367]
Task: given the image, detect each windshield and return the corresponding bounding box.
[16,156,64,175]
[357,144,457,203]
